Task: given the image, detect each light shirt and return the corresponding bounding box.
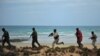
[53,32,58,37]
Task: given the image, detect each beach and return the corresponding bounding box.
[0,42,100,56]
[0,26,100,56]
[0,0,100,55]
[0,26,100,44]
[11,42,100,49]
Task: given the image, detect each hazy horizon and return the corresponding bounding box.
[0,23,99,26]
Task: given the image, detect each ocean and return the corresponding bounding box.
[0,26,100,44]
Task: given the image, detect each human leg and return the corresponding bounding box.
[2,39,6,46]
[56,39,64,45]
[77,40,82,48]
[32,40,36,48]
[35,40,41,47]
[52,40,56,48]
[92,40,96,48]
[6,39,11,47]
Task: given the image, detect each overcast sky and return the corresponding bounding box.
[0,0,100,26]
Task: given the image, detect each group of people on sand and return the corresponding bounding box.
[1,27,97,49]
[75,28,97,49]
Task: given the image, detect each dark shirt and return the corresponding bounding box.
[31,31,37,40]
[2,31,9,39]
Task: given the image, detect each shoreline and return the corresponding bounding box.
[9,42,100,49]
[0,42,100,48]
[1,42,100,46]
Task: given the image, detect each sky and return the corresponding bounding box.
[0,0,100,26]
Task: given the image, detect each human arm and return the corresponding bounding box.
[48,33,53,37]
[2,35,4,40]
[29,33,32,39]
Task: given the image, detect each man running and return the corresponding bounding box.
[49,29,64,48]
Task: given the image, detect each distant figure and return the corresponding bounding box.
[75,28,83,48]
[30,27,41,48]
[2,28,11,47]
[49,29,64,48]
[89,31,97,49]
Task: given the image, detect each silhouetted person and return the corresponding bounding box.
[2,28,11,47]
[89,31,97,49]
[49,29,64,48]
[30,27,41,48]
[75,28,83,48]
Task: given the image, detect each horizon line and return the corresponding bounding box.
[0,25,100,26]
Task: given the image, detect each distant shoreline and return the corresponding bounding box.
[0,39,100,44]
[0,25,100,27]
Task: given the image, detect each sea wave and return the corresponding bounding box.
[38,32,67,36]
[0,35,29,40]
[38,32,75,37]
[38,32,51,35]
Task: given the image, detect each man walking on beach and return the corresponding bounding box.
[75,28,83,48]
[89,31,97,49]
[30,27,41,48]
[49,29,64,48]
[2,28,11,47]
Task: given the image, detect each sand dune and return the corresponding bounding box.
[0,43,100,56]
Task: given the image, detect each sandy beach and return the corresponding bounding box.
[0,42,100,56]
[11,42,100,49]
